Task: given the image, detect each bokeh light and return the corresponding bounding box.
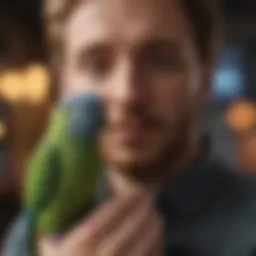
[0,71,25,104]
[226,100,256,133]
[24,64,50,105]
[0,64,50,105]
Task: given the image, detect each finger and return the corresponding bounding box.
[64,192,145,245]
[85,194,145,237]
[37,237,59,256]
[97,202,155,256]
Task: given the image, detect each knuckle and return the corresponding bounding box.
[97,242,118,256]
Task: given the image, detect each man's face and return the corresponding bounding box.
[63,0,210,174]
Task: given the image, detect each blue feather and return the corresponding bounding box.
[59,93,104,140]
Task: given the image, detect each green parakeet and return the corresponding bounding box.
[23,93,105,255]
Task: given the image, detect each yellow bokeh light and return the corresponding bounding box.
[0,71,25,104]
[23,64,50,105]
[226,100,256,133]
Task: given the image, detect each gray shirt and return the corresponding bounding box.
[2,138,256,256]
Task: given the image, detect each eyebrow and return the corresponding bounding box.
[136,39,182,54]
[75,38,182,61]
[75,43,114,63]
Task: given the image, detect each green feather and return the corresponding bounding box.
[23,104,103,255]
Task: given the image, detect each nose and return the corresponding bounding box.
[107,58,142,107]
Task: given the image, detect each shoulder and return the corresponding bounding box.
[209,159,256,213]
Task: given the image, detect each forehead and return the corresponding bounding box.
[65,0,192,55]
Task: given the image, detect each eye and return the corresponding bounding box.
[78,48,113,77]
[86,56,110,76]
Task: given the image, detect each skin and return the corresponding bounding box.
[39,0,213,255]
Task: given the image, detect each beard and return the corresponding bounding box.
[99,109,195,182]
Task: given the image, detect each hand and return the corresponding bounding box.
[38,193,163,256]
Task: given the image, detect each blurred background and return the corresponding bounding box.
[0,0,255,249]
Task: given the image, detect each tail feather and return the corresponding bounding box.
[27,209,38,256]
[1,210,35,256]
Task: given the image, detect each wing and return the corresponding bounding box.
[23,141,61,212]
[23,105,70,209]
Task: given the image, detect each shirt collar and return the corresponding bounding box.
[155,135,222,217]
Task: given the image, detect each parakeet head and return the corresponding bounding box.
[60,93,104,140]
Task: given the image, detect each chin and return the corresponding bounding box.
[108,148,161,175]
[100,132,171,175]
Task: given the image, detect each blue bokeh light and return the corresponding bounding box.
[211,47,245,101]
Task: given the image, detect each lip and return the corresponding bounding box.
[115,124,148,141]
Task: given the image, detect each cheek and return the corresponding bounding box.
[149,72,194,115]
[60,65,100,99]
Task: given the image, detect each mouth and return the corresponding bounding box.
[114,122,156,142]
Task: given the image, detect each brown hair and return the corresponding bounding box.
[44,0,222,66]
[182,0,223,62]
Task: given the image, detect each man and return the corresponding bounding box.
[3,0,256,255]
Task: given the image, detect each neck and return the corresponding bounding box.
[107,139,201,198]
